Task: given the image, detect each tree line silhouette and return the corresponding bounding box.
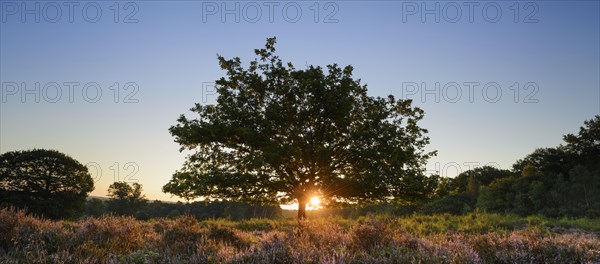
[0,36,598,220]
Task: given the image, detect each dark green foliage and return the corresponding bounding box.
[563,115,600,163]
[447,166,513,194]
[421,193,476,215]
[175,200,282,220]
[0,149,94,219]
[421,116,599,217]
[164,37,436,219]
[477,177,515,213]
[418,166,512,215]
[478,115,600,217]
[88,199,283,220]
[85,198,107,217]
[106,182,148,216]
[569,164,600,216]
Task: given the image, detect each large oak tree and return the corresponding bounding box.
[163,38,436,220]
[0,149,94,219]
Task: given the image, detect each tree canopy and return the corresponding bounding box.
[0,149,94,219]
[106,181,147,217]
[163,37,436,219]
[478,115,600,217]
[445,166,512,195]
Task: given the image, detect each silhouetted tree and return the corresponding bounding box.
[106,182,147,216]
[563,115,600,163]
[0,149,94,219]
[163,37,436,221]
[512,147,569,179]
[448,166,512,194]
[478,116,600,217]
[421,166,511,215]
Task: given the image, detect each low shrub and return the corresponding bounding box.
[1,208,599,263]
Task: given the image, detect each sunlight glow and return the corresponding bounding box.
[309,196,320,207]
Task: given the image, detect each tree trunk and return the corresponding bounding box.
[297,197,307,222]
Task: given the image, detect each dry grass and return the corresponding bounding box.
[1,207,599,263]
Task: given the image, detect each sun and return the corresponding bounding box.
[309,196,320,206]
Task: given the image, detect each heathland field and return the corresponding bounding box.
[1,208,599,263]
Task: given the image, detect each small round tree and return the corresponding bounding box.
[163,37,437,220]
[106,181,147,216]
[0,149,94,219]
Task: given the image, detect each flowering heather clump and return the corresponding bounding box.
[0,207,76,262]
[155,215,207,254]
[1,207,599,263]
[76,215,152,256]
[350,216,395,250]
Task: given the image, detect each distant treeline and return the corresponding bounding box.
[2,116,599,220]
[85,199,282,220]
[303,116,600,219]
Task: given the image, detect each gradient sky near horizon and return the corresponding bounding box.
[1,1,599,203]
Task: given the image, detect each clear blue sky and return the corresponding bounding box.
[1,1,598,202]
